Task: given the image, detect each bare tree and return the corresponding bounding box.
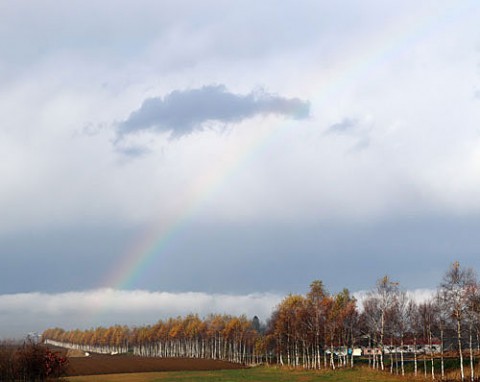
[407,300,420,377]
[434,291,450,380]
[439,261,477,382]
[418,300,437,380]
[465,280,480,382]
[391,291,412,376]
[375,275,399,371]
[361,296,381,369]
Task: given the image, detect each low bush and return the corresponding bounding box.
[0,341,68,381]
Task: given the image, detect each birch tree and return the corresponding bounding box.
[361,295,381,369]
[439,261,477,382]
[390,291,412,376]
[365,275,399,371]
[434,291,450,380]
[465,280,480,382]
[305,280,327,369]
[418,300,436,380]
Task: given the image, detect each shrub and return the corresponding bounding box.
[0,340,68,381]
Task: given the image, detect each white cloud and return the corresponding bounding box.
[354,288,436,311]
[0,289,282,339]
[1,287,440,339]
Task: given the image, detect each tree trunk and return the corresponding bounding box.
[423,351,427,379]
[414,336,418,377]
[330,342,335,370]
[469,324,474,382]
[390,338,394,374]
[380,311,385,371]
[429,331,435,381]
[457,318,465,381]
[441,327,445,380]
[400,337,405,376]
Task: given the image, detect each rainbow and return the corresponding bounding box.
[105,121,290,289]
[103,1,475,291]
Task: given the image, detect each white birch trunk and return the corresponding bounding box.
[457,318,465,381]
[469,325,474,382]
[400,337,405,376]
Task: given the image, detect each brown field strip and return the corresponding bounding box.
[66,354,244,376]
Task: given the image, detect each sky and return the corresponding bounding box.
[1,0,480,338]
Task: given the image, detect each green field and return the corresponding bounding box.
[67,366,413,382]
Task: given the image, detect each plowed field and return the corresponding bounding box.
[66,354,244,376]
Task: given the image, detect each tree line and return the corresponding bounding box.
[43,262,480,381]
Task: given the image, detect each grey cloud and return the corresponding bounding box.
[326,118,370,152]
[117,85,310,139]
[328,118,358,134]
[116,146,150,158]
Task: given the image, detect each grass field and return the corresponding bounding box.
[67,366,413,382]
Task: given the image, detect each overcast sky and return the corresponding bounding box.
[1,0,480,338]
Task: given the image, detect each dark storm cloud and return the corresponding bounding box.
[117,85,310,138]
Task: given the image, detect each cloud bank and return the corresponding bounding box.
[0,289,282,338]
[117,85,310,138]
[1,287,437,339]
